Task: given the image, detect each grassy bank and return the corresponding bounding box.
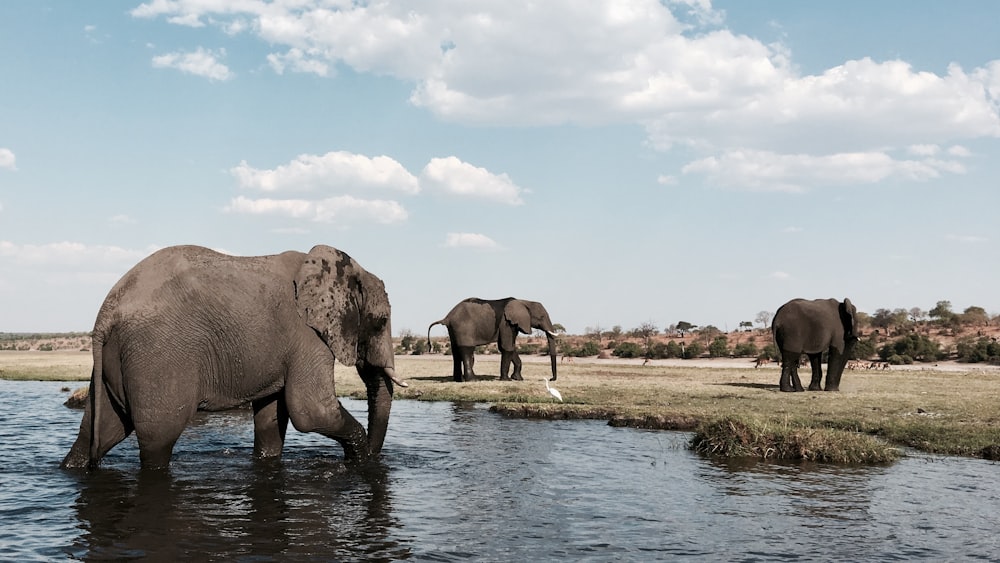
[8,351,1000,461]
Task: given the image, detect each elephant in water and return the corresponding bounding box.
[61,244,405,470]
[428,298,559,382]
[772,297,859,392]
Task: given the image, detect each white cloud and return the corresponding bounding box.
[226,195,408,225]
[781,226,802,234]
[682,148,965,192]
[0,241,150,267]
[769,271,791,280]
[444,232,502,250]
[109,214,136,225]
[946,234,988,244]
[0,148,16,170]
[232,151,419,194]
[152,47,234,81]
[420,157,525,205]
[656,174,677,186]
[132,1,1000,190]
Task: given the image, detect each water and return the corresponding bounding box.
[2,380,998,561]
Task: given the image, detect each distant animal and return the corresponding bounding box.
[772,298,859,392]
[544,379,563,402]
[428,298,559,382]
[754,357,771,368]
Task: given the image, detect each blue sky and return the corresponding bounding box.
[1,1,998,335]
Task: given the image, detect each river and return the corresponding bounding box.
[1,380,997,561]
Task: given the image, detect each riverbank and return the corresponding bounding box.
[6,351,999,460]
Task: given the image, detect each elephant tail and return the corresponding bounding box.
[427,319,446,354]
[88,332,106,466]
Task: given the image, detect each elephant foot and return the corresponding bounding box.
[808,384,822,391]
[498,375,511,381]
[511,373,523,381]
[824,386,840,392]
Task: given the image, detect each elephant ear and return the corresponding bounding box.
[294,245,360,367]
[840,298,858,338]
[503,300,532,335]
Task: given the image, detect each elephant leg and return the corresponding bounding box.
[511,350,524,381]
[252,392,289,459]
[285,382,369,462]
[452,351,464,382]
[825,349,845,391]
[499,351,513,381]
[808,354,823,391]
[458,347,477,382]
[779,351,804,392]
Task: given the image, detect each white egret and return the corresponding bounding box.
[544,378,563,402]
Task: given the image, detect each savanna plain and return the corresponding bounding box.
[4,331,999,464]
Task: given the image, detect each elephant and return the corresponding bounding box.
[771,297,859,392]
[427,298,558,382]
[61,244,405,470]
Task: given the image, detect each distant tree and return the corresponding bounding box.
[676,321,695,335]
[585,324,603,342]
[929,300,955,324]
[551,323,566,334]
[755,310,772,329]
[664,340,683,358]
[871,308,893,331]
[878,333,946,364]
[732,341,759,358]
[961,306,989,326]
[630,321,659,341]
[955,336,1000,363]
[909,307,926,323]
[739,321,754,332]
[607,325,623,340]
[399,329,416,352]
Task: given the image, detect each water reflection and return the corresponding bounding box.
[64,456,408,560]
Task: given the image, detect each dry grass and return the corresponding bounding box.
[8,351,1000,460]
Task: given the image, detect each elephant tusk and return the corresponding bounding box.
[384,367,408,388]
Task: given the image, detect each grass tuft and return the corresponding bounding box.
[690,416,900,464]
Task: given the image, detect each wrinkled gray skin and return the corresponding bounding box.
[61,245,404,470]
[428,298,558,382]
[772,298,859,392]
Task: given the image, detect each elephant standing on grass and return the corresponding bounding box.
[61,244,405,470]
[428,298,558,382]
[772,297,858,392]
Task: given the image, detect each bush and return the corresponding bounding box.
[613,341,643,359]
[852,337,878,360]
[955,337,1000,363]
[732,342,759,358]
[708,336,730,358]
[645,340,683,359]
[682,342,704,359]
[878,333,945,363]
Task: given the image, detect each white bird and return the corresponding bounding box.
[544,378,563,402]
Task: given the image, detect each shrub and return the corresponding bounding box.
[682,342,704,359]
[878,333,945,363]
[708,336,730,358]
[613,341,643,358]
[732,342,759,358]
[955,337,1000,363]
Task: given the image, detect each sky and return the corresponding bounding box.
[1,0,998,336]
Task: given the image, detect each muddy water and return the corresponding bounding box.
[1,380,997,561]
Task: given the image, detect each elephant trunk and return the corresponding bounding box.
[547,333,558,381]
[363,366,396,455]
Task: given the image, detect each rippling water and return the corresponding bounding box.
[1,380,998,561]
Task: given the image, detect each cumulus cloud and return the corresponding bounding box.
[132,1,1000,190]
[226,195,408,225]
[152,47,234,81]
[0,241,150,267]
[420,157,525,205]
[682,148,966,192]
[232,151,419,194]
[444,232,502,250]
[0,148,16,170]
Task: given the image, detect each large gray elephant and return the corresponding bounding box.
[771,297,859,392]
[427,298,558,382]
[61,244,405,470]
